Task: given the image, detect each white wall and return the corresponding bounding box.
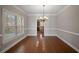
[27,14,37,36]
[57,5,79,52]
[27,14,57,36]
[44,14,57,36]
[1,5,79,52]
[25,5,79,52]
[0,7,2,48]
[0,5,28,52]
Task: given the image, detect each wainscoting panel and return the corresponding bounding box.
[56,29,79,52]
[0,34,27,53]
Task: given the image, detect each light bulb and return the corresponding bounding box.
[44,16,48,19]
[40,17,43,19]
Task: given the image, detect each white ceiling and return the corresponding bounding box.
[17,5,66,14]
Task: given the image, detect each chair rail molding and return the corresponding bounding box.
[56,29,79,36]
[57,35,79,52]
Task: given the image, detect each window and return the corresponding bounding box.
[2,9,16,44]
[16,16,24,36]
[2,9,25,44]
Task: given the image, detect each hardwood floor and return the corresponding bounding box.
[6,36,77,53]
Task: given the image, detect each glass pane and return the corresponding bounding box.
[16,16,25,35]
[21,17,24,34]
[17,16,22,35]
[5,14,16,34]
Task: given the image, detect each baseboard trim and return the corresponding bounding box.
[45,34,57,36]
[57,35,79,52]
[27,34,57,36]
[27,34,37,36]
[1,34,27,53]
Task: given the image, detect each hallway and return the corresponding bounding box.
[6,36,77,53]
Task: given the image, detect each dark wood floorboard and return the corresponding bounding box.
[5,36,77,53]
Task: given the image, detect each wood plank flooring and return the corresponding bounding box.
[6,36,77,53]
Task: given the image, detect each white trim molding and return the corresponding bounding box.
[56,28,79,52]
[1,34,27,53]
[27,14,57,16]
[27,34,37,36]
[44,28,57,36]
[45,34,57,36]
[57,5,71,15]
[57,35,79,52]
[56,29,79,36]
[12,5,27,14]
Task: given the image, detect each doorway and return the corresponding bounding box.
[37,20,44,37]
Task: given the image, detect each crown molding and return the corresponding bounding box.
[27,6,71,16]
[56,5,71,15]
[27,13,57,16]
[56,28,79,36]
[12,5,28,15]
[12,5,71,16]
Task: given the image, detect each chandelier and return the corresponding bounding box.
[37,5,48,22]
